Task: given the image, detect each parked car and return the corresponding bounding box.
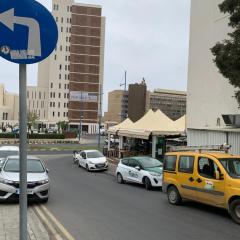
[76,150,108,171]
[0,155,50,202]
[163,151,240,224]
[0,146,19,168]
[116,156,163,190]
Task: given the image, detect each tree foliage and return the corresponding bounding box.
[211,0,240,105]
[27,111,39,132]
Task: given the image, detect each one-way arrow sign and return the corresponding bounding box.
[0,0,58,64]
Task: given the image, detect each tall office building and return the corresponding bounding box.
[27,0,105,133]
[187,0,240,154]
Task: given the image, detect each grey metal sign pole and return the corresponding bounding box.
[19,64,28,240]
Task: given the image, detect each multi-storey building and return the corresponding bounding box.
[27,0,105,133]
[187,0,240,154]
[0,84,19,125]
[104,90,128,124]
[148,89,186,121]
[104,83,186,124]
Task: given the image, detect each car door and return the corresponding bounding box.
[194,156,225,207]
[119,159,130,180]
[177,155,198,200]
[127,159,142,183]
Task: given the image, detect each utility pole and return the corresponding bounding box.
[98,85,103,149]
[120,71,128,121]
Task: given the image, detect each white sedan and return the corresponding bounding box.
[76,150,108,171]
[116,156,163,190]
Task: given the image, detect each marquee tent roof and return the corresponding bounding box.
[108,118,134,134]
[118,110,186,139]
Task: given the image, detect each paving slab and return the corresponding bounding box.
[0,204,50,240]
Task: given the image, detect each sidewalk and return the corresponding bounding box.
[0,204,49,240]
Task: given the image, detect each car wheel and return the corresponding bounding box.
[167,186,182,205]
[229,199,240,224]
[86,164,90,172]
[117,173,124,184]
[144,177,152,190]
[41,198,48,203]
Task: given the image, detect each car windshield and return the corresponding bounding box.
[0,151,19,159]
[219,158,240,178]
[4,159,45,173]
[87,151,104,158]
[138,157,163,169]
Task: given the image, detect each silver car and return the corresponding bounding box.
[0,156,50,203]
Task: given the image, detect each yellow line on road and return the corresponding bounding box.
[34,205,63,240]
[40,205,75,240]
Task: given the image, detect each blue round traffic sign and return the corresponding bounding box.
[0,0,58,64]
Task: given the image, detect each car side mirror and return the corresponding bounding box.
[135,166,141,171]
[0,167,2,172]
[46,168,49,173]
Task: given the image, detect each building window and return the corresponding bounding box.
[64,112,66,117]
[59,64,62,70]
[53,102,55,107]
[58,102,60,108]
[50,92,52,98]
[2,113,8,120]
[59,93,61,98]
[53,112,55,117]
[61,17,63,23]
[67,6,70,12]
[61,26,63,32]
[51,83,53,88]
[39,92,41,99]
[50,102,52,107]
[56,17,58,22]
[59,74,61,80]
[65,65,67,71]
[53,92,55,98]
[58,112,60,117]
[59,83,61,89]
[65,74,67,80]
[60,45,62,51]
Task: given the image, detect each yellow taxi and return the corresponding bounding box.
[163,150,240,224]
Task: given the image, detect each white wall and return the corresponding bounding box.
[187,0,239,129]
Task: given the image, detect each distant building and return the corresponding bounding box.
[0,84,19,125]
[128,81,147,122]
[104,81,186,124]
[27,0,106,134]
[104,90,128,124]
[148,89,186,121]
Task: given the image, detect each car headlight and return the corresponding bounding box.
[149,172,161,177]
[0,178,14,184]
[105,161,108,165]
[89,161,94,164]
[37,179,49,185]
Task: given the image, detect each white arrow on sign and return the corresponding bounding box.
[0,8,42,57]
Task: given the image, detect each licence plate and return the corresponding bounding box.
[16,189,34,195]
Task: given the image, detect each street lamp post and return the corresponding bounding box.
[78,114,83,142]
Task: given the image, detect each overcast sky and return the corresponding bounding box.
[0,0,191,111]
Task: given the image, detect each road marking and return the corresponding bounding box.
[34,205,63,240]
[40,205,75,240]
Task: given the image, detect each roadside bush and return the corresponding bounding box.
[0,133,65,139]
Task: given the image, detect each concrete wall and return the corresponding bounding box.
[187,0,239,129]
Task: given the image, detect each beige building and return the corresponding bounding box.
[187,0,240,154]
[27,0,105,133]
[104,87,186,124]
[104,90,128,124]
[0,84,19,125]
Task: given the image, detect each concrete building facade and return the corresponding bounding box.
[149,89,186,121]
[27,0,105,133]
[0,84,19,126]
[104,90,128,124]
[187,0,240,154]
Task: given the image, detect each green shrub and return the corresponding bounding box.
[0,133,65,139]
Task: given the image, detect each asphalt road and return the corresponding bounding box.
[41,154,239,240]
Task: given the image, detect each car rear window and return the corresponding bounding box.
[164,155,177,171]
